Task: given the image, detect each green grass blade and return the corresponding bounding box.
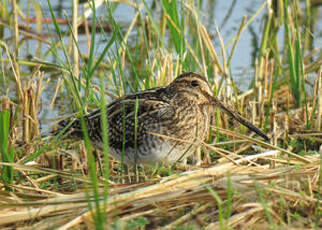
[254,181,275,229]
[161,0,186,58]
[0,109,14,189]
[206,185,225,229]
[99,75,109,222]
[134,97,139,178]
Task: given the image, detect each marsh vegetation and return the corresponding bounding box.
[0,0,321,229]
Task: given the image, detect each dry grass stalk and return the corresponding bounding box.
[0,151,320,228]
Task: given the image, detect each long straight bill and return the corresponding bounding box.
[212,98,270,142]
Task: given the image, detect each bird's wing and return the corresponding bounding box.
[55,95,175,149]
[105,97,175,150]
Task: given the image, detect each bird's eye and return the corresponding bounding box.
[190,80,199,87]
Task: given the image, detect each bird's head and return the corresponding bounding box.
[169,72,213,105]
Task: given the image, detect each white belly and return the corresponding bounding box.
[105,141,196,166]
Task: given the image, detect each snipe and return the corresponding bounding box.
[56,72,269,165]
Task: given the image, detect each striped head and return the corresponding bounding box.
[168,72,213,105]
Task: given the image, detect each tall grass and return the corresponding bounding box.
[46,0,110,227]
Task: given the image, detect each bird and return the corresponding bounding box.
[55,72,269,166]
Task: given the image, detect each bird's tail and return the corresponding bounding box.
[52,116,84,139]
